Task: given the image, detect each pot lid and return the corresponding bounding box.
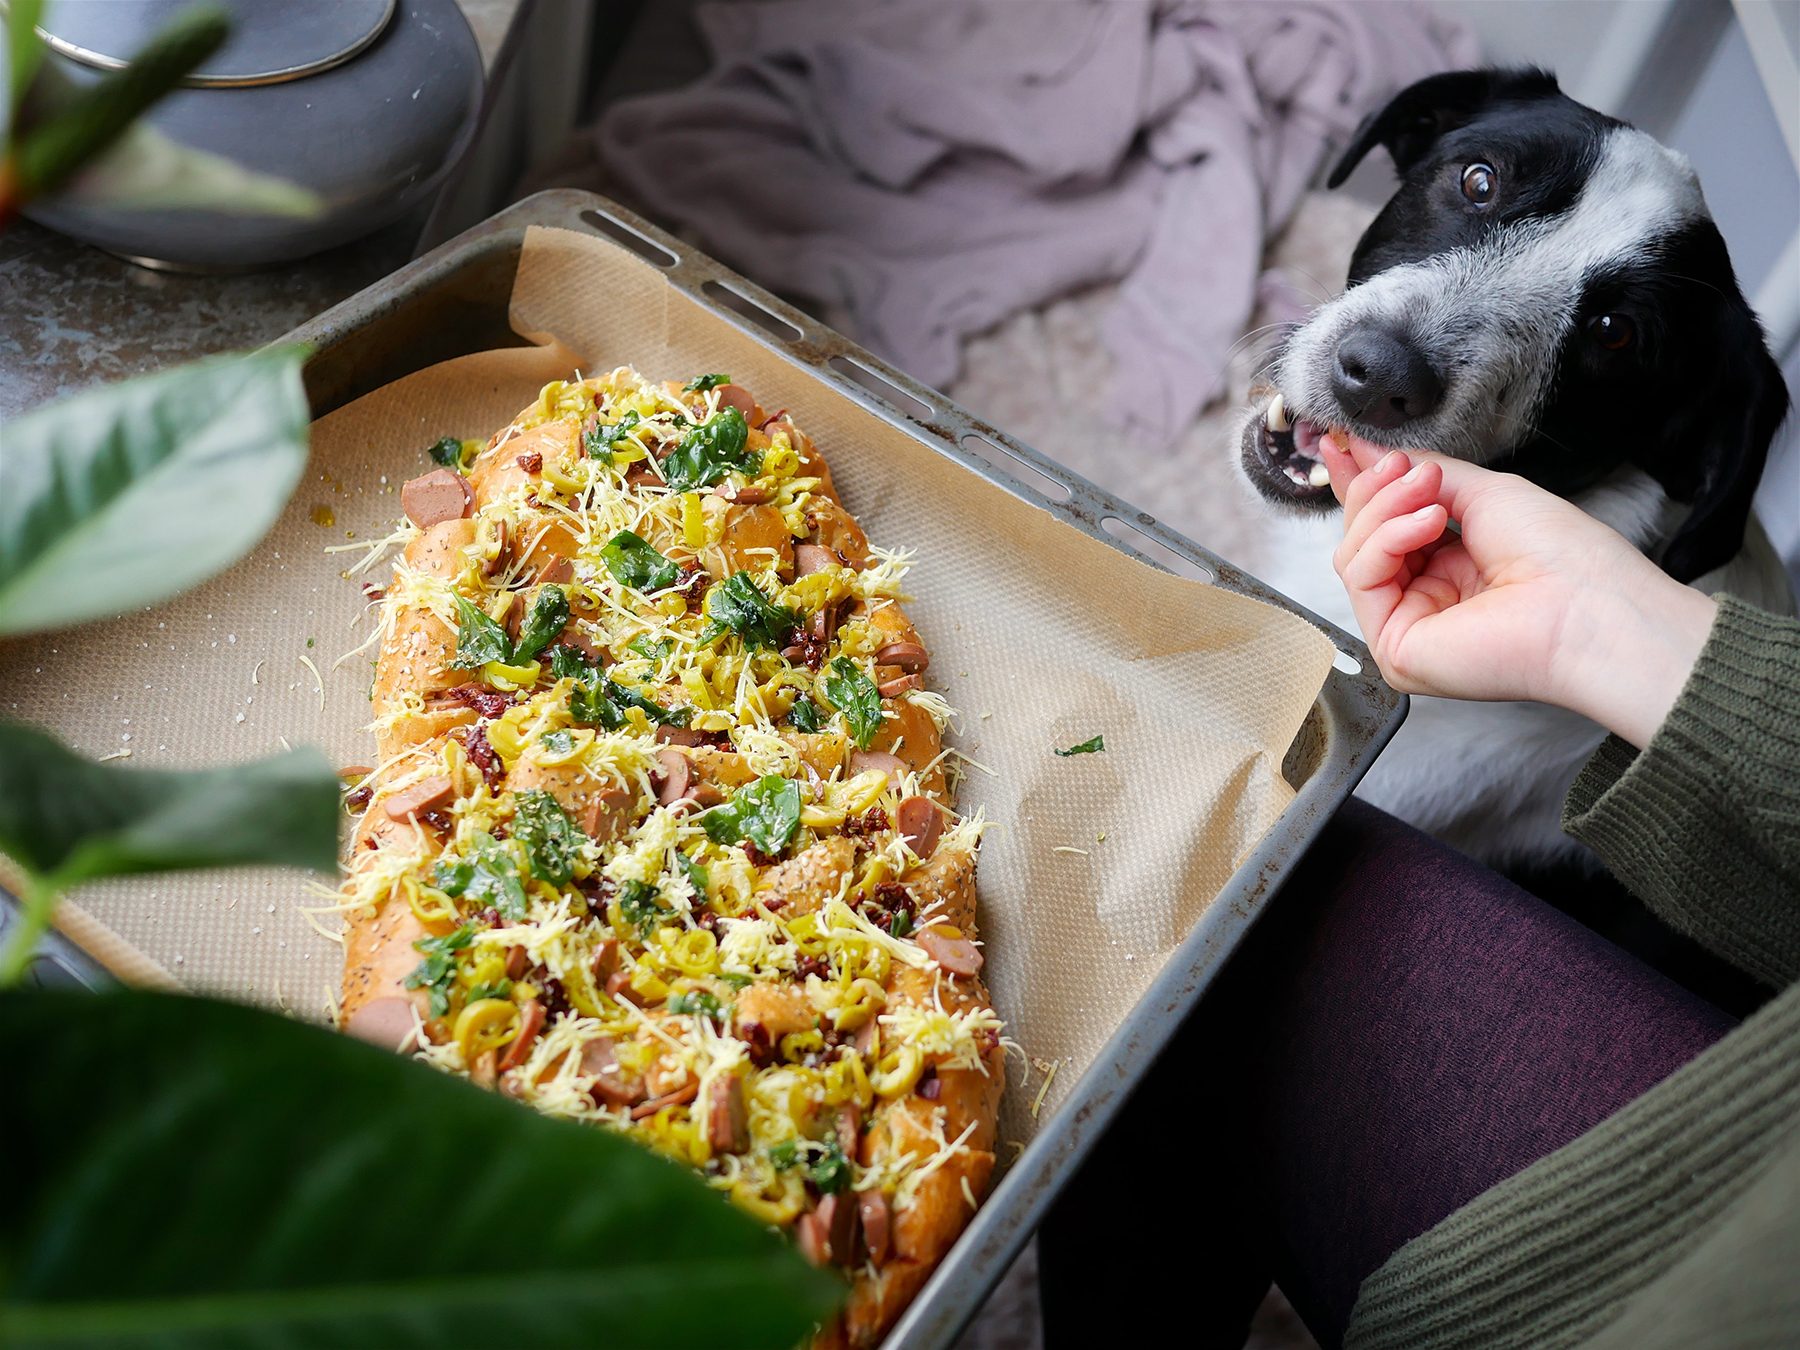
[36,0,397,87]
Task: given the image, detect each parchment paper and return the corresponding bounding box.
[0,226,1334,1146]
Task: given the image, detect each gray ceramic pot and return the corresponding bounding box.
[24,0,483,268]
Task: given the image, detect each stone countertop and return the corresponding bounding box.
[0,0,523,422]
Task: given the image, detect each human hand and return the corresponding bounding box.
[1320,433,1717,749]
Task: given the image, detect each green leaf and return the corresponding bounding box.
[547,644,593,684]
[427,436,467,469]
[684,373,732,394]
[0,720,339,982]
[0,346,309,636]
[667,988,723,1020]
[435,831,528,922]
[1054,734,1106,757]
[511,789,581,887]
[822,658,883,750]
[701,776,802,857]
[11,3,229,199]
[786,695,825,733]
[630,635,674,663]
[513,586,570,663]
[584,411,641,459]
[8,0,46,121]
[809,1138,852,1195]
[661,408,755,492]
[46,120,323,216]
[448,596,511,670]
[703,571,795,651]
[600,530,680,593]
[603,678,690,728]
[1,989,842,1347]
[616,879,666,936]
[676,849,709,899]
[402,921,475,1019]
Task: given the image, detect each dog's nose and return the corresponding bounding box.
[1331,328,1443,428]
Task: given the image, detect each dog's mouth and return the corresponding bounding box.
[1241,393,1335,509]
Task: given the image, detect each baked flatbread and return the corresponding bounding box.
[334,369,1002,1345]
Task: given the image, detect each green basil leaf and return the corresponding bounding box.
[667,988,723,1020]
[571,679,625,731]
[822,658,883,750]
[769,1139,799,1170]
[603,678,690,728]
[0,347,309,636]
[2,989,841,1346]
[616,879,666,936]
[512,789,581,887]
[703,572,795,652]
[402,922,475,1018]
[809,1138,852,1195]
[513,586,570,663]
[630,635,674,663]
[448,595,512,671]
[583,411,641,459]
[1054,734,1106,757]
[684,373,732,393]
[676,850,710,900]
[700,776,802,857]
[467,831,529,921]
[786,695,825,733]
[600,530,679,593]
[548,644,595,684]
[661,408,755,492]
[427,436,478,471]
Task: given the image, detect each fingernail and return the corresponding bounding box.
[1403,463,1425,482]
[1414,504,1438,519]
[1378,450,1402,472]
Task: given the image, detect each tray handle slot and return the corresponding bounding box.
[1331,649,1364,674]
[826,355,935,422]
[1100,515,1213,584]
[959,433,1073,504]
[579,209,678,267]
[700,281,804,342]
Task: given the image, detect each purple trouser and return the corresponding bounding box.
[1036,800,1737,1350]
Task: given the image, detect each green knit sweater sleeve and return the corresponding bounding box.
[1561,594,1800,987]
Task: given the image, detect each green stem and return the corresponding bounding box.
[0,872,63,986]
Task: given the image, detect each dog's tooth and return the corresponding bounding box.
[1308,461,1331,488]
[1284,465,1310,486]
[1266,393,1289,433]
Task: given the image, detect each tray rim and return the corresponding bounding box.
[12,187,1408,1350]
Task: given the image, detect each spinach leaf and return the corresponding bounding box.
[3,989,840,1347]
[703,571,795,651]
[630,635,674,663]
[583,410,641,458]
[570,679,625,731]
[467,978,514,1004]
[512,789,582,887]
[514,586,570,663]
[449,595,512,670]
[786,695,825,733]
[548,644,594,683]
[667,988,723,1020]
[616,879,667,936]
[684,373,732,393]
[661,408,755,492]
[769,1139,799,1170]
[676,849,710,900]
[603,678,691,728]
[427,436,475,472]
[700,776,802,857]
[0,347,309,636]
[403,922,475,1018]
[600,530,679,593]
[1054,734,1106,757]
[809,1138,852,1195]
[0,722,339,982]
[433,831,528,922]
[822,657,883,750]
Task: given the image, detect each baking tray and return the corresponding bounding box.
[8,189,1405,1348]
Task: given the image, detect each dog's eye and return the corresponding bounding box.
[1461,163,1497,206]
[1588,314,1636,350]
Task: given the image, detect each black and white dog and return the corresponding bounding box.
[1239,69,1793,867]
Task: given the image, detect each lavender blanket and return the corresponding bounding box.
[599,1,1477,448]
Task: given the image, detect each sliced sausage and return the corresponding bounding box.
[496,998,545,1073]
[655,725,711,747]
[580,1034,646,1108]
[796,1211,830,1267]
[818,1191,858,1266]
[717,382,763,423]
[504,945,529,981]
[481,519,510,578]
[629,1080,700,1120]
[875,642,929,673]
[859,1188,891,1265]
[836,1103,861,1158]
[854,1017,879,1063]
[583,787,635,841]
[654,746,694,807]
[535,555,575,585]
[401,468,475,529]
[878,672,922,697]
[849,749,908,788]
[708,1075,750,1154]
[794,543,838,576]
[382,774,454,821]
[896,795,945,857]
[918,925,984,978]
[590,937,620,987]
[605,968,646,1008]
[344,995,418,1051]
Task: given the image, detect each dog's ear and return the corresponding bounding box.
[1658,340,1790,583]
[1327,68,1562,188]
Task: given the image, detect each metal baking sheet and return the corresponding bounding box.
[7,189,1405,1349]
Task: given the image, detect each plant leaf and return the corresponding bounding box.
[512,585,569,663]
[701,776,803,857]
[703,571,795,651]
[600,529,679,593]
[822,657,883,750]
[1054,734,1106,757]
[510,789,581,887]
[661,407,756,492]
[0,721,339,887]
[52,121,323,216]
[1,989,842,1348]
[11,2,229,200]
[0,346,310,636]
[7,0,46,122]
